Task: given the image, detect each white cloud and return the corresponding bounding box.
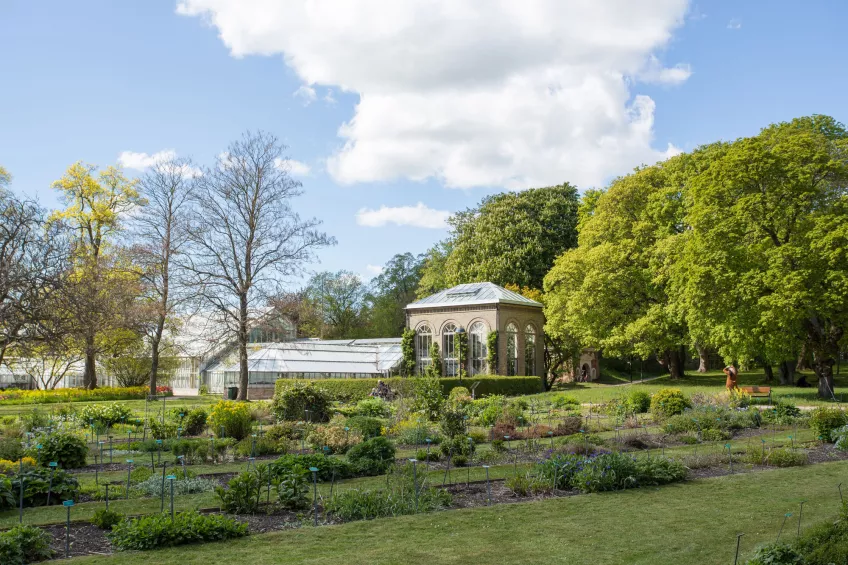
[356,202,450,229]
[293,85,316,104]
[364,264,384,276]
[118,150,177,170]
[274,158,311,176]
[727,18,742,30]
[323,89,337,105]
[178,0,690,189]
[638,55,692,85]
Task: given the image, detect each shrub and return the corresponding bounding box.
[414,448,440,462]
[413,376,445,421]
[264,422,304,442]
[78,403,133,428]
[834,425,848,450]
[271,453,353,482]
[346,437,396,476]
[745,543,804,565]
[572,452,638,493]
[792,504,848,564]
[386,417,440,446]
[626,390,651,414]
[276,468,310,510]
[130,466,154,484]
[345,416,383,440]
[0,457,36,475]
[701,429,730,442]
[307,422,361,454]
[209,401,254,440]
[272,382,331,422]
[810,407,847,442]
[534,453,585,489]
[438,407,467,439]
[439,436,476,458]
[147,419,177,440]
[108,511,247,551]
[634,456,688,485]
[0,525,53,565]
[0,438,24,462]
[29,432,88,469]
[551,394,579,409]
[91,509,125,530]
[273,376,543,403]
[761,401,802,426]
[650,389,691,420]
[354,398,391,418]
[216,471,261,514]
[177,408,208,436]
[6,467,79,508]
[234,436,287,458]
[451,454,468,467]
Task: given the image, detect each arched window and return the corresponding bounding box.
[506,322,518,376]
[469,322,488,375]
[442,323,458,376]
[524,324,536,376]
[415,325,432,375]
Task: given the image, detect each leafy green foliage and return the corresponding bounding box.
[650,389,691,420]
[175,408,208,436]
[208,401,254,440]
[108,511,247,551]
[746,543,804,565]
[272,382,331,422]
[29,432,88,468]
[626,390,651,414]
[271,453,353,482]
[215,471,261,514]
[413,376,445,421]
[91,509,125,530]
[401,328,416,376]
[345,416,383,439]
[0,437,24,462]
[487,331,499,374]
[78,403,133,428]
[346,437,396,476]
[438,407,467,439]
[4,467,79,509]
[276,468,309,510]
[354,398,391,418]
[0,525,53,565]
[810,407,848,442]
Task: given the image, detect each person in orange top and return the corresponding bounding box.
[723,365,738,389]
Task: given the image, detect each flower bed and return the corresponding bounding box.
[0,386,171,405]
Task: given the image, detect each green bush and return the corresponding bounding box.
[272,382,331,422]
[764,448,808,467]
[234,437,286,458]
[626,390,651,414]
[700,429,730,442]
[176,408,208,436]
[273,375,542,403]
[505,473,531,496]
[438,407,467,439]
[810,407,848,443]
[439,436,476,458]
[650,389,691,420]
[216,471,261,514]
[354,398,391,418]
[550,394,579,409]
[108,511,248,551]
[91,509,125,530]
[413,376,445,421]
[271,453,353,482]
[346,437,396,476]
[78,403,133,428]
[264,422,303,442]
[761,401,802,426]
[414,448,440,462]
[208,401,254,440]
[6,467,79,508]
[534,453,585,489]
[345,416,383,439]
[570,453,686,493]
[134,476,216,498]
[452,454,468,467]
[793,503,848,564]
[29,432,88,469]
[746,543,804,565]
[276,468,310,510]
[634,456,688,485]
[0,524,53,565]
[0,437,24,462]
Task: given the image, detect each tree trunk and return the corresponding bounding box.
[83,336,97,390]
[763,364,774,382]
[237,294,249,401]
[666,348,684,379]
[149,326,162,396]
[778,361,795,385]
[803,318,843,399]
[796,343,809,371]
[814,358,835,399]
[696,344,709,373]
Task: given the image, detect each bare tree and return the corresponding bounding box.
[0,183,70,365]
[184,132,334,400]
[132,158,197,395]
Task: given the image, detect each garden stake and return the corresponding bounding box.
[126,459,133,499]
[549,431,554,450]
[726,444,732,473]
[64,500,73,559]
[483,465,491,505]
[330,468,336,497]
[839,483,843,504]
[268,471,272,503]
[150,451,155,471]
[345,426,350,446]
[105,484,109,510]
[410,459,419,513]
[251,434,257,458]
[733,533,744,565]
[98,441,105,472]
[761,439,766,462]
[467,437,473,485]
[177,427,182,439]
[157,439,163,464]
[94,455,98,485]
[47,461,57,507]
[309,467,319,526]
[18,458,24,523]
[127,430,132,448]
[160,462,168,512]
[179,455,187,479]
[247,457,256,472]
[220,425,225,439]
[442,445,453,486]
[776,513,792,542]
[797,501,805,538]
[109,435,114,464]
[425,438,432,471]
[167,475,176,522]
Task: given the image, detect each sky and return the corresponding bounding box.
[1,1,846,284]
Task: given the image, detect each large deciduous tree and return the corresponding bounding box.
[132,158,196,395]
[366,252,423,337]
[184,132,333,400]
[50,163,144,389]
[306,271,369,339]
[676,116,848,398]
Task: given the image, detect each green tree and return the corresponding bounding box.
[674,115,848,397]
[366,252,423,336]
[416,242,451,298]
[306,271,369,339]
[426,341,442,377]
[424,184,579,291]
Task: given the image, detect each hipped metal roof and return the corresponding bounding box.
[204,339,402,375]
[406,282,543,310]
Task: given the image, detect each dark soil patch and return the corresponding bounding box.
[44,522,111,560]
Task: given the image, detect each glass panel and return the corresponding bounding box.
[506,322,518,376]
[469,322,488,375]
[442,323,457,376]
[524,324,536,376]
[416,325,432,375]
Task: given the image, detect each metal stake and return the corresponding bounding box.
[410,459,419,513]
[64,500,74,559]
[484,465,491,505]
[733,533,744,565]
[47,462,57,506]
[309,467,319,526]
[797,501,805,538]
[776,513,792,542]
[126,460,133,499]
[167,475,176,522]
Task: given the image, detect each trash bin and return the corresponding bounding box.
[227,386,239,400]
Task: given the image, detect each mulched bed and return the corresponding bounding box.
[44,522,112,560]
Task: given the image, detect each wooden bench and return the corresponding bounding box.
[738,386,771,402]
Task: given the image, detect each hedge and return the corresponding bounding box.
[274,375,543,402]
[0,386,172,405]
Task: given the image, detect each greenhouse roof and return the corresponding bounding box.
[204,339,402,375]
[406,282,542,310]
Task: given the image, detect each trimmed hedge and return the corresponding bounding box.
[274,375,542,402]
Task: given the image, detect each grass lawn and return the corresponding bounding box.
[68,460,848,565]
[533,369,848,406]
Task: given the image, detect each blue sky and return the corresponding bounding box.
[1,1,846,284]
